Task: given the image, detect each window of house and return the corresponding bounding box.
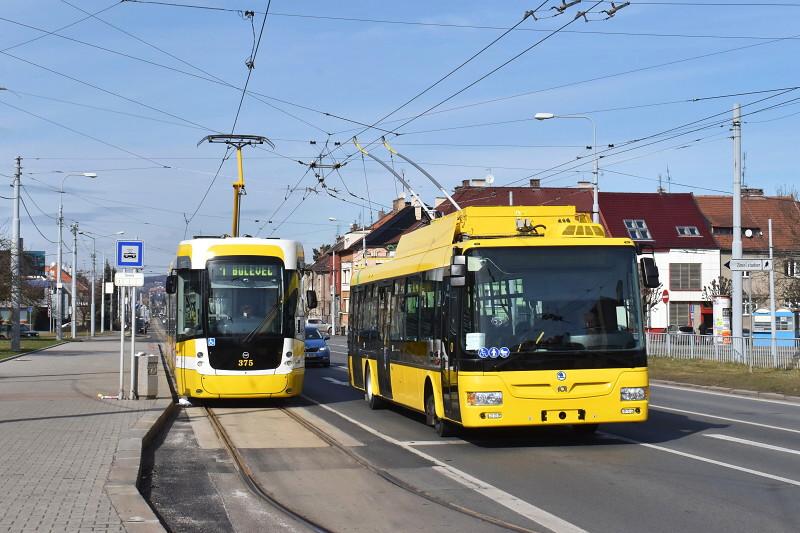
[668,302,692,328]
[676,226,701,236]
[670,263,701,290]
[623,219,652,240]
[785,259,800,278]
[713,227,733,235]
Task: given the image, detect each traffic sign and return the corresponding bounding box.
[661,289,669,304]
[725,258,772,272]
[114,272,144,287]
[116,240,144,268]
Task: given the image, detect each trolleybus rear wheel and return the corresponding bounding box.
[425,392,454,437]
[364,367,384,409]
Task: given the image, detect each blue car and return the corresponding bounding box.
[304,326,331,367]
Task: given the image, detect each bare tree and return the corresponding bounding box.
[702,276,732,302]
[775,183,799,200]
[641,283,663,329]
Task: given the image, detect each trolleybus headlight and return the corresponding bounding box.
[466,391,503,406]
[620,387,647,401]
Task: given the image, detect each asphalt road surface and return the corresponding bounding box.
[309,336,800,533]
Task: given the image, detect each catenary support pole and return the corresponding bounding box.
[90,239,96,337]
[100,254,105,333]
[768,219,777,366]
[731,104,744,361]
[10,156,22,352]
[71,223,78,339]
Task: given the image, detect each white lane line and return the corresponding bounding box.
[403,440,471,446]
[704,434,800,456]
[651,404,800,435]
[322,376,349,386]
[652,383,800,407]
[302,394,587,533]
[600,432,800,488]
[331,365,348,373]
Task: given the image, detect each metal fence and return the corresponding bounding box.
[646,332,800,370]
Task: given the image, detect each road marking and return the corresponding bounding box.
[321,377,349,386]
[303,394,587,533]
[652,383,800,407]
[601,432,800,488]
[651,404,800,435]
[704,434,800,456]
[403,440,471,446]
[330,365,348,373]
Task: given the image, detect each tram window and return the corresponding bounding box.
[177,270,203,341]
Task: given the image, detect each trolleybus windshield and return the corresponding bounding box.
[206,259,284,339]
[463,246,643,362]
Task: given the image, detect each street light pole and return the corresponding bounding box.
[55,172,97,340]
[534,113,600,223]
[10,156,22,352]
[79,230,123,337]
[100,253,105,334]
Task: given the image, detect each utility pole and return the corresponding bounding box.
[731,104,744,361]
[71,223,78,339]
[56,198,64,340]
[331,248,337,335]
[90,239,96,337]
[100,254,105,333]
[768,219,777,366]
[10,157,22,352]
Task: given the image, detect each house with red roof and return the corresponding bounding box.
[599,192,720,331]
[696,190,800,311]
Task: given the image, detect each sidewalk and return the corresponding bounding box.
[0,337,171,532]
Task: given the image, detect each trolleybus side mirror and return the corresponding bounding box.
[166,274,177,294]
[306,290,318,309]
[450,254,466,287]
[640,257,660,288]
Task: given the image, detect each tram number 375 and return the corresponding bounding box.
[237,359,254,367]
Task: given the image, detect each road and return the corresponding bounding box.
[303,336,800,533]
[147,332,800,533]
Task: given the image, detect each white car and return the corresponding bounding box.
[306,318,332,334]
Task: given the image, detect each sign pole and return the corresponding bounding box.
[129,285,137,399]
[118,285,125,399]
[768,219,777,366]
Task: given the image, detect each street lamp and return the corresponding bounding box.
[79,230,124,337]
[55,172,97,340]
[534,112,600,224]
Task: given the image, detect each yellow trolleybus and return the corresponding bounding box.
[165,237,314,399]
[348,205,660,436]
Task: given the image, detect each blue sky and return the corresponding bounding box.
[2,0,799,273]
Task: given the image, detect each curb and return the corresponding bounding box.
[0,340,71,363]
[105,400,179,532]
[651,379,800,404]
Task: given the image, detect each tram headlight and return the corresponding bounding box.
[466,391,503,406]
[620,387,647,401]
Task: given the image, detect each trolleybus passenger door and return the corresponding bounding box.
[376,284,393,399]
[441,285,461,421]
[350,287,364,389]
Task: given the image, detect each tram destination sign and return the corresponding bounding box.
[725,258,772,272]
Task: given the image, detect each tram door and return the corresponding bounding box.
[440,285,461,421]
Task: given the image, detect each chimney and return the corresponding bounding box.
[461,179,470,188]
[434,197,446,208]
[742,187,764,197]
[376,209,385,220]
[470,178,487,187]
[576,180,593,189]
[529,178,541,188]
[392,195,406,212]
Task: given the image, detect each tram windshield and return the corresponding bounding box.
[463,247,643,356]
[206,259,284,338]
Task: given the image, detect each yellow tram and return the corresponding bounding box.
[165,237,312,399]
[348,205,660,436]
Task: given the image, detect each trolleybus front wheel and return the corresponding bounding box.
[364,367,384,410]
[425,392,455,437]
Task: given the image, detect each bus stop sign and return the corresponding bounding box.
[116,240,144,268]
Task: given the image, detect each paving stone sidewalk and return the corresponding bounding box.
[0,337,170,533]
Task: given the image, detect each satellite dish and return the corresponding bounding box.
[744,228,754,238]
[485,174,495,184]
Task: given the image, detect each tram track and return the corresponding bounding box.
[205,406,332,533]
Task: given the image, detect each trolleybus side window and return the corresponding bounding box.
[177,270,203,341]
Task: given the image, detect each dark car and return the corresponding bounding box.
[0,324,39,338]
[304,326,330,367]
